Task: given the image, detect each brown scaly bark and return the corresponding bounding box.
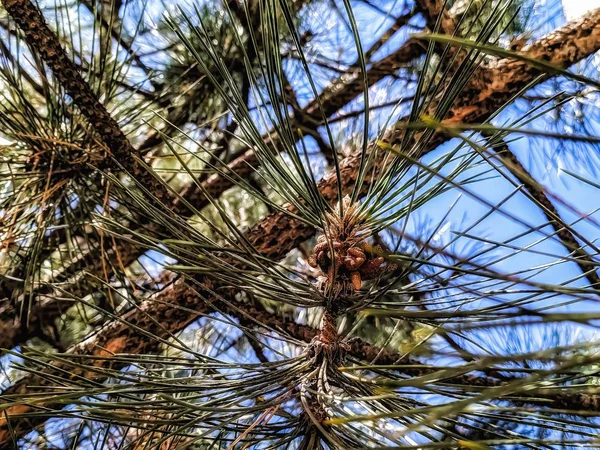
[0,7,429,350]
[3,6,600,443]
[0,0,167,199]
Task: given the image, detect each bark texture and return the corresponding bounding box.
[0,0,165,198]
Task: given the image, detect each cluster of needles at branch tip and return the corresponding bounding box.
[303,196,397,426]
[3,0,600,446]
[308,196,397,296]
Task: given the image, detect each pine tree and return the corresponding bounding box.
[1,0,600,448]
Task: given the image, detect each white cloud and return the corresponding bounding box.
[562,0,600,20]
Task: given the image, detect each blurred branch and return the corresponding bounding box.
[492,138,600,287]
[0,34,45,97]
[353,5,415,64]
[79,0,157,83]
[417,0,456,32]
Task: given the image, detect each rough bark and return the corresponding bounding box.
[0,0,166,198]
[3,6,600,444]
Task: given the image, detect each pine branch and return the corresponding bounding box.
[0,0,167,199]
[187,33,429,212]
[3,10,600,443]
[177,0,460,211]
[257,308,600,414]
[4,1,600,354]
[137,0,312,155]
[1,284,598,445]
[0,7,429,351]
[3,5,600,356]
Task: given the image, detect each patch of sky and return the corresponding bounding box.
[137,247,175,277]
[0,348,24,391]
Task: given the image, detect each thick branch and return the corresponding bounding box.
[1,0,166,198]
